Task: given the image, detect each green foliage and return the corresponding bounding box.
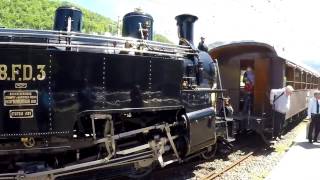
[0,0,117,34]
[0,0,172,41]
[154,34,172,44]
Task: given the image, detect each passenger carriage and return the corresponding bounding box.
[209,42,320,140]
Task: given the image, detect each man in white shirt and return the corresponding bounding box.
[270,85,294,140]
[307,91,320,143]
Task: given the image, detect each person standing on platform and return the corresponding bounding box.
[307,91,320,143]
[270,85,294,140]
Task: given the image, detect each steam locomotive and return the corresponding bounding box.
[0,6,225,179]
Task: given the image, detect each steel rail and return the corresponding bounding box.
[201,150,256,180]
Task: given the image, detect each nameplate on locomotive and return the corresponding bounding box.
[9,109,34,119]
[3,90,38,106]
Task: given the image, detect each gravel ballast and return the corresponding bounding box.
[151,120,307,180]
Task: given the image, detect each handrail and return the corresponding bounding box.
[0,31,194,52]
[0,29,196,58]
[0,41,196,58]
[0,28,191,48]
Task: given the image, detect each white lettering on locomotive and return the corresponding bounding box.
[0,64,46,81]
[3,90,38,106]
[9,109,34,119]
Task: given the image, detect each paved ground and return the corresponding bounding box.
[267,123,320,180]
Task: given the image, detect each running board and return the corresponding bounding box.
[0,151,153,180]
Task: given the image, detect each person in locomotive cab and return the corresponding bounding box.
[307,91,320,143]
[198,37,208,52]
[270,85,294,140]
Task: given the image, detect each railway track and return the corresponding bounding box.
[149,137,259,179]
[200,149,257,180]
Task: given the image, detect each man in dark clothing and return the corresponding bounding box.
[242,79,253,114]
[307,91,320,143]
[198,37,208,52]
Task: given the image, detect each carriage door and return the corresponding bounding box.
[253,58,270,115]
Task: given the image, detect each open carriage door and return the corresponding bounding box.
[254,58,270,116]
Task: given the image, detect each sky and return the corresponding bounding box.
[66,0,320,69]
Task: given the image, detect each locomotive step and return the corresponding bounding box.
[232,115,267,121]
[215,116,234,121]
[226,137,236,142]
[264,128,274,133]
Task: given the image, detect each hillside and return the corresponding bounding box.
[0,0,172,43]
[0,0,117,34]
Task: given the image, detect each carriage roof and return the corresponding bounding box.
[209,41,320,77]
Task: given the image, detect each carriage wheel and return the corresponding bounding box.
[127,160,154,179]
[201,143,218,160]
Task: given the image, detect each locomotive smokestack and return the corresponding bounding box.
[122,8,154,40]
[175,14,198,45]
[53,6,83,32]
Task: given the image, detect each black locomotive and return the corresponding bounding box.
[0,7,224,179]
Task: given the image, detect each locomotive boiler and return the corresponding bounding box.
[0,7,222,179]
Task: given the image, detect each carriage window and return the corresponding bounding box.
[294,68,302,89]
[307,73,311,89]
[310,75,314,89]
[312,76,318,89]
[285,65,294,87]
[302,71,306,89]
[293,69,301,89]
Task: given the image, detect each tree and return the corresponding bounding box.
[0,0,171,40]
[154,34,172,44]
[0,0,117,34]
